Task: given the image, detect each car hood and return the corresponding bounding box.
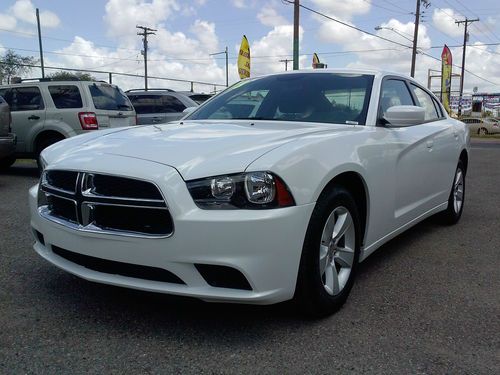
[44,120,349,180]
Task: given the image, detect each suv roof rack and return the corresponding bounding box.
[20,77,82,82]
[125,88,175,92]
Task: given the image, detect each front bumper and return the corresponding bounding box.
[30,155,314,304]
[0,133,16,159]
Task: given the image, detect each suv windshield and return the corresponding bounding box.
[89,83,133,111]
[187,73,374,125]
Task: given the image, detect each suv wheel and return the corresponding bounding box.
[35,134,64,170]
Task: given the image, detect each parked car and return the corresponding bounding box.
[179,91,214,104]
[31,70,469,316]
[0,79,136,167]
[461,117,500,135]
[126,89,198,125]
[0,95,16,170]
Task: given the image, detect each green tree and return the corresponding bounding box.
[47,71,96,81]
[0,49,38,84]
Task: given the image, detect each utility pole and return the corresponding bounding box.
[293,0,300,70]
[279,58,292,71]
[36,8,45,78]
[455,18,479,117]
[136,25,157,91]
[411,0,430,77]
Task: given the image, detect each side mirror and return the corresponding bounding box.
[383,105,426,127]
[182,106,197,114]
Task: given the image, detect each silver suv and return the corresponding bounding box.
[126,89,197,125]
[0,80,136,166]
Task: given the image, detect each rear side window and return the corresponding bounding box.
[4,87,45,111]
[88,84,133,111]
[48,85,83,109]
[128,94,186,114]
[410,84,439,121]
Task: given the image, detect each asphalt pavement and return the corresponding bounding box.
[0,144,499,374]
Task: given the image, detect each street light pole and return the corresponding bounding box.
[210,46,229,88]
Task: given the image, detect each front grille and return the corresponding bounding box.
[44,170,78,192]
[39,170,173,238]
[52,246,185,284]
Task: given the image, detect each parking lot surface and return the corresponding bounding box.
[0,143,499,374]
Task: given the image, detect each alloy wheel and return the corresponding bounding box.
[319,206,356,296]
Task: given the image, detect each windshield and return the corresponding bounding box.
[187,73,374,125]
[89,83,134,111]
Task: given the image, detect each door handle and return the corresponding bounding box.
[426,140,434,148]
[28,115,40,120]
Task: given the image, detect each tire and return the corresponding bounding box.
[439,161,465,225]
[0,156,16,171]
[35,135,64,172]
[295,186,361,317]
[478,128,488,135]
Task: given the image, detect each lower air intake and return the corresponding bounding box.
[195,264,252,291]
[52,246,185,284]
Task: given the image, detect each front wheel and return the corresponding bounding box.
[439,161,465,225]
[478,128,488,135]
[295,186,361,317]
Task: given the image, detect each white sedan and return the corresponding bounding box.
[30,70,469,316]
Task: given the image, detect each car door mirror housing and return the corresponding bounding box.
[383,105,426,127]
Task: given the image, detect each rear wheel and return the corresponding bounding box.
[295,186,361,317]
[439,161,465,225]
[478,128,488,135]
[35,134,64,171]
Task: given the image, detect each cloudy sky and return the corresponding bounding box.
[0,0,499,93]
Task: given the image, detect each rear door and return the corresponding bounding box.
[85,82,136,128]
[1,86,47,153]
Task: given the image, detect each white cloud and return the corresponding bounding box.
[249,25,304,76]
[257,5,288,27]
[0,13,17,30]
[104,0,180,39]
[310,0,370,19]
[9,0,60,28]
[232,0,246,9]
[432,8,463,38]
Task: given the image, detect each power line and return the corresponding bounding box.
[282,0,413,49]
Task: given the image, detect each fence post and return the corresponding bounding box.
[108,72,112,84]
[190,81,194,92]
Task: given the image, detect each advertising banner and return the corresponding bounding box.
[441,45,452,114]
[237,35,250,79]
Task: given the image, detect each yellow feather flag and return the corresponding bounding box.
[237,35,250,79]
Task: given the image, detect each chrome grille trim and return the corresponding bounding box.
[38,170,174,238]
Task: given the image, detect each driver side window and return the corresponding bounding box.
[378,79,414,123]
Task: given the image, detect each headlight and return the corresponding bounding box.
[186,171,295,209]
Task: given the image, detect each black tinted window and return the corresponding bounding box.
[48,85,83,109]
[379,79,414,117]
[5,87,44,111]
[128,94,186,114]
[89,84,133,111]
[188,73,374,125]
